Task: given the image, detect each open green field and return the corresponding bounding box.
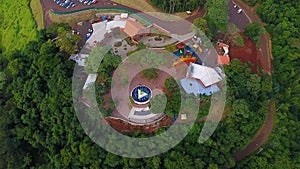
[30,0,44,30]
[0,0,37,56]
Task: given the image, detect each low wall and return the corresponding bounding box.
[49,7,152,25]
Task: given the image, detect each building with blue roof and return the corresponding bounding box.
[180,78,220,96]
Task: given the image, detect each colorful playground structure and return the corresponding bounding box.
[173,42,199,67]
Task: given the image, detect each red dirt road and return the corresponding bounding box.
[234,100,275,161]
[258,34,272,73]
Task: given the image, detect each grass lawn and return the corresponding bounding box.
[30,0,44,30]
[0,0,37,56]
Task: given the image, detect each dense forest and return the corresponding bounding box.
[0,0,299,168]
[149,0,205,13]
[237,0,300,168]
[0,26,276,168]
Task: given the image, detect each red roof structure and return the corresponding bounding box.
[123,20,150,38]
[218,55,230,65]
[176,42,186,49]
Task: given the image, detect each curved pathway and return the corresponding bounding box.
[234,100,275,161]
[229,0,275,160]
[41,0,205,35]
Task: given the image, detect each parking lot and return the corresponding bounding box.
[228,0,250,32]
[52,0,97,9]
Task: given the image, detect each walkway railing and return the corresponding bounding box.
[106,113,167,125]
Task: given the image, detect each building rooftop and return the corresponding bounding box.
[218,55,230,65]
[180,78,220,96]
[123,20,150,38]
[186,63,223,87]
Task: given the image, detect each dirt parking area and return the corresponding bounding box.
[229,34,258,72]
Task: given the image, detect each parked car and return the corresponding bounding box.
[233,4,238,8]
[237,9,242,14]
[84,0,90,4]
[186,11,192,15]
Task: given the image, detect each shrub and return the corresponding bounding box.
[236,35,245,47]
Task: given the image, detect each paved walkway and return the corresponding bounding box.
[139,36,177,48]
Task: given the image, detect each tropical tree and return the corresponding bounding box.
[205,0,229,34]
[55,27,80,54]
[244,22,266,46]
[193,17,209,35]
[143,68,158,80]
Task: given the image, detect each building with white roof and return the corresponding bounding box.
[120,13,128,19]
[106,20,126,33]
[86,21,107,47]
[186,63,223,87]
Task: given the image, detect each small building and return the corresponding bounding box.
[120,13,128,19]
[218,55,230,65]
[180,78,220,96]
[181,113,187,120]
[217,42,230,65]
[123,20,150,41]
[87,22,107,47]
[186,63,223,88]
[106,20,126,33]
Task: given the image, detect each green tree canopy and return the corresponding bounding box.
[143,68,158,80]
[193,17,209,35]
[244,22,266,46]
[205,0,229,34]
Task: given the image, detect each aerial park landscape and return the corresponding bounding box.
[0,0,299,168]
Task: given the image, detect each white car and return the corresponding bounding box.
[237,9,242,14]
[233,4,237,8]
